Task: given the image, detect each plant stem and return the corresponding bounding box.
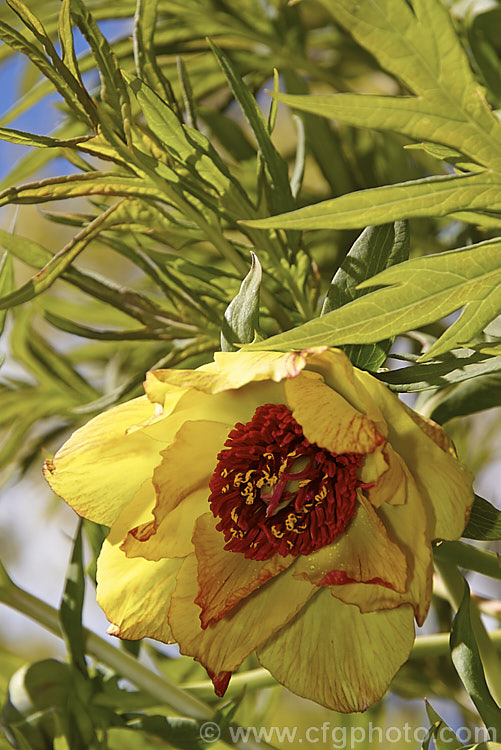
[0,563,276,750]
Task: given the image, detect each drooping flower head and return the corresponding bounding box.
[44,348,473,712]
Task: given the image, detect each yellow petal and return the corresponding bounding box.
[122,487,211,559]
[121,421,230,561]
[193,513,294,627]
[145,349,317,397]
[365,445,408,507]
[285,371,385,455]
[401,402,456,455]
[168,554,315,677]
[97,481,182,642]
[327,466,432,623]
[306,348,387,436]
[294,491,408,593]
[359,443,389,490]
[355,370,474,539]
[376,467,432,625]
[44,396,162,525]
[257,594,415,712]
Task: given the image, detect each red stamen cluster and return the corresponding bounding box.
[208,403,365,561]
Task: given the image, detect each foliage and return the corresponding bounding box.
[0,0,500,747]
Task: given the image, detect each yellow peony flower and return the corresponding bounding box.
[44,348,473,712]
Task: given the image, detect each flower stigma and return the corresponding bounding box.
[208,403,366,560]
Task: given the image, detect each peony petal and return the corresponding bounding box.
[120,421,230,561]
[168,554,315,677]
[365,445,408,507]
[356,370,474,540]
[145,349,319,397]
[44,396,163,525]
[193,513,294,627]
[401,402,456,455]
[97,482,182,642]
[122,487,211,559]
[359,444,390,490]
[257,593,415,712]
[294,492,408,593]
[376,467,432,625]
[327,468,432,623]
[285,371,385,455]
[306,348,388,436]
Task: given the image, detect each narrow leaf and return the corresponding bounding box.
[423,702,462,750]
[221,251,262,351]
[60,521,87,675]
[450,581,501,736]
[242,172,501,231]
[463,495,501,542]
[378,351,501,393]
[243,240,501,359]
[429,371,501,423]
[0,251,14,335]
[270,90,500,171]
[0,126,89,148]
[58,0,82,84]
[322,221,409,370]
[0,202,124,310]
[208,40,294,215]
[133,0,177,109]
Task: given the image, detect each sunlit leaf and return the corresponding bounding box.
[244,241,501,360]
[242,172,501,231]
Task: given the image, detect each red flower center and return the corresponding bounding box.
[208,403,365,561]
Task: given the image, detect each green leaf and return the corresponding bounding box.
[322,221,409,371]
[0,1,95,127]
[0,202,125,310]
[221,251,262,352]
[428,371,501,423]
[58,0,82,85]
[423,702,462,750]
[467,6,501,107]
[60,521,88,675]
[317,0,501,171]
[44,310,189,341]
[127,74,243,206]
[123,713,206,750]
[70,0,129,138]
[82,519,107,583]
[0,251,14,335]
[242,172,501,231]
[0,172,171,208]
[208,40,295,216]
[377,350,501,393]
[243,240,501,360]
[450,581,501,736]
[133,0,177,110]
[269,89,501,172]
[463,495,501,542]
[0,125,90,148]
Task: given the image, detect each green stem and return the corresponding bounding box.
[434,557,501,705]
[0,563,277,750]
